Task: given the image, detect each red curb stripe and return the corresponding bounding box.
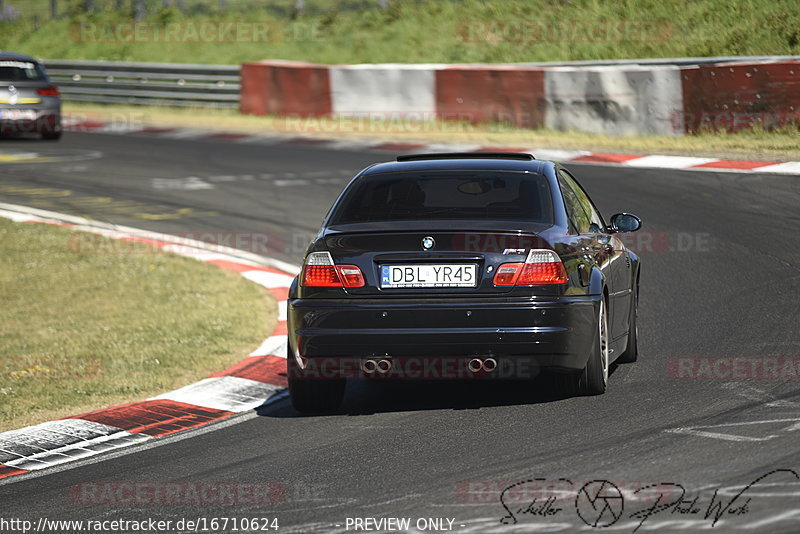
[214,355,288,387]
[270,287,289,301]
[373,142,428,151]
[72,399,232,437]
[272,321,288,336]
[572,153,643,163]
[205,259,288,275]
[692,159,781,170]
[65,120,106,131]
[0,465,28,479]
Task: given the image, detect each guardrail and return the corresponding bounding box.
[42,59,240,108]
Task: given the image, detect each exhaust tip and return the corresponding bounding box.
[467,358,483,373]
[482,358,498,372]
[376,359,392,374]
[362,359,377,374]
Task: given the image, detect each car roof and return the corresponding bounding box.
[0,51,40,63]
[362,155,552,176]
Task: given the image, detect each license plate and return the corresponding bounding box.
[381,264,477,288]
[0,110,36,120]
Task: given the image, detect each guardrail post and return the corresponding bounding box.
[134,0,146,20]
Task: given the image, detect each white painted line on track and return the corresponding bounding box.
[666,417,800,442]
[531,148,591,161]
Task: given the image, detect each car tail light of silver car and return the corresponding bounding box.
[493,249,568,286]
[36,85,60,97]
[301,251,365,288]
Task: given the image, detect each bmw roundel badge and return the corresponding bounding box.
[421,236,435,250]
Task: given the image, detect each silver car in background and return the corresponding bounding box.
[0,51,61,140]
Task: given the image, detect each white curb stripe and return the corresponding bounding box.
[241,269,296,289]
[249,335,288,358]
[752,161,800,174]
[152,376,283,412]
[621,155,720,169]
[1,420,150,471]
[0,210,39,222]
[533,148,592,161]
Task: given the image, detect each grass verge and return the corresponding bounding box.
[67,102,800,161]
[2,0,799,65]
[0,218,276,432]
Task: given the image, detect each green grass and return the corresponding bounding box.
[66,102,800,161]
[1,0,798,64]
[0,218,276,432]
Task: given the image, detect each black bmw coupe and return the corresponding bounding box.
[287,153,642,413]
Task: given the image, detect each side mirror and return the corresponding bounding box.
[609,213,642,233]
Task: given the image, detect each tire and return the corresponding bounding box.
[617,279,639,364]
[558,297,609,396]
[287,354,346,414]
[41,131,61,141]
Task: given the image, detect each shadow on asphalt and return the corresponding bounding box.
[259,364,622,418]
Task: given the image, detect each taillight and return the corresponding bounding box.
[301,251,365,288]
[493,249,568,286]
[37,86,60,97]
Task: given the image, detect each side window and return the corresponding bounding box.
[557,170,591,234]
[560,169,605,233]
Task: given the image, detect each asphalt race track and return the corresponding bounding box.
[1,132,800,533]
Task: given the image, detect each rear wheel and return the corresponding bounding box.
[41,131,61,141]
[617,279,639,363]
[287,354,346,414]
[558,297,609,396]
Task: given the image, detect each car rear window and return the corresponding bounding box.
[0,60,47,82]
[330,171,553,224]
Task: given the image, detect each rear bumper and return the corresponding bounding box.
[288,295,599,373]
[0,108,61,135]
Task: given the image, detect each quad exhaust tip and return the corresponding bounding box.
[468,357,498,373]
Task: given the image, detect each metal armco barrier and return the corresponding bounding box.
[43,59,240,108]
